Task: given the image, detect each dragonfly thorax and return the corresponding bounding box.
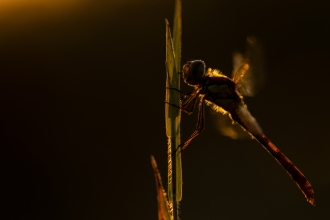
[182,60,206,86]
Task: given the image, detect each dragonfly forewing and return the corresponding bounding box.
[232,36,265,97]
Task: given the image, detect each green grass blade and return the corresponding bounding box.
[165,19,181,220]
[172,0,182,203]
[165,1,182,219]
[151,156,173,220]
[165,18,178,204]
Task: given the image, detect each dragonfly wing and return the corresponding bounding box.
[211,36,264,139]
[232,36,265,97]
[210,110,250,139]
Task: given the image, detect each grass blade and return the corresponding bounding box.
[165,17,179,208]
[164,0,182,219]
[172,0,182,203]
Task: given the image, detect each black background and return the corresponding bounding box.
[1,0,330,219]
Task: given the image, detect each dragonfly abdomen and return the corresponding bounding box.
[231,107,315,205]
[255,134,315,205]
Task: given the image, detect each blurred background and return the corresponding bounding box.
[0,0,329,219]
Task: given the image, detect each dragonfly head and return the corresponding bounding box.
[182,60,205,86]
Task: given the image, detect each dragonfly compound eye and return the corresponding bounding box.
[182,60,205,86]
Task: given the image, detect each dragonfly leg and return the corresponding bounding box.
[166,87,192,98]
[165,90,200,115]
[179,97,206,151]
[182,95,199,115]
[165,97,198,115]
[165,101,192,114]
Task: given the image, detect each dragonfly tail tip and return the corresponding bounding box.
[308,197,315,206]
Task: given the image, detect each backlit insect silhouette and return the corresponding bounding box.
[167,37,315,205]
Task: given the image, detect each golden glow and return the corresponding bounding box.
[0,0,79,6]
[205,99,227,114]
[0,0,146,34]
[206,68,229,78]
[0,1,132,31]
[0,0,82,28]
[0,0,80,12]
[233,63,250,83]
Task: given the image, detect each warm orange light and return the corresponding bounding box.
[0,0,81,17]
[0,0,79,7]
[0,0,82,29]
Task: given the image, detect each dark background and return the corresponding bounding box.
[1,0,329,219]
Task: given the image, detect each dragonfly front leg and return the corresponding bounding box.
[166,87,193,98]
[165,88,200,115]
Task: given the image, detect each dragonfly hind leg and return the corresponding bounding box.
[180,97,206,151]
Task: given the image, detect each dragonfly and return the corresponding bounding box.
[167,37,315,205]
